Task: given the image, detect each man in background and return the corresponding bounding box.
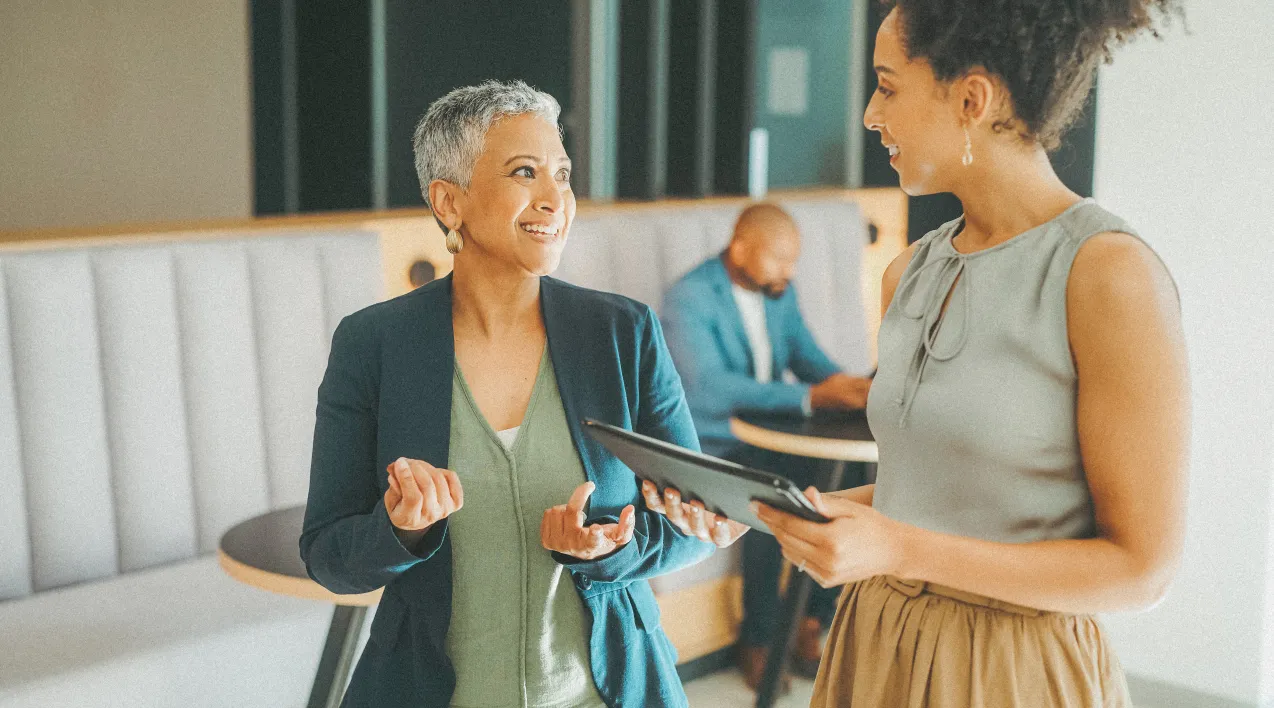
[661,203,871,689]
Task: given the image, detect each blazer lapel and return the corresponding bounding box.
[377,275,456,658]
[382,274,455,471]
[764,293,788,379]
[541,277,601,489]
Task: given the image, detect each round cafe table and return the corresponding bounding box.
[729,410,877,708]
[217,505,381,708]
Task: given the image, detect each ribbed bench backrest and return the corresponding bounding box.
[0,231,382,601]
[555,197,871,373]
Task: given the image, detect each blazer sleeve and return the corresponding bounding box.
[554,306,714,582]
[783,286,842,384]
[299,314,446,594]
[661,282,809,416]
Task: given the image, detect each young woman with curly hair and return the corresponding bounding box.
[743,1,1190,705]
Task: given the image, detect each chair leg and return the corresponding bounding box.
[306,605,368,708]
[754,460,848,708]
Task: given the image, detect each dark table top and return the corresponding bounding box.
[220,505,309,579]
[735,409,874,442]
[218,505,381,605]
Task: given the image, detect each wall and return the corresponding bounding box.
[753,0,855,189]
[383,1,574,209]
[0,0,252,231]
[1093,0,1274,704]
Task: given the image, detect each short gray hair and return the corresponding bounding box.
[412,80,562,208]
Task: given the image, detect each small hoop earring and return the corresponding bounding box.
[962,127,974,167]
[445,227,464,255]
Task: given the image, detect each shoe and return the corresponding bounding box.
[738,643,792,695]
[791,617,825,679]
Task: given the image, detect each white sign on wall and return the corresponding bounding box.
[767,47,809,116]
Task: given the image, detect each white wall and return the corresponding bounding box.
[1094,0,1274,705]
[0,0,252,232]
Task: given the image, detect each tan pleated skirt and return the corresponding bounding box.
[810,576,1131,708]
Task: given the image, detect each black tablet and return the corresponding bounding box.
[583,419,831,534]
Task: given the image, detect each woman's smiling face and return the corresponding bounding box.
[452,113,575,276]
[863,9,969,197]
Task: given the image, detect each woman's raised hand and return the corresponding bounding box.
[541,482,636,560]
[385,457,464,532]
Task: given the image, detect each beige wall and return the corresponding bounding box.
[0,0,252,231]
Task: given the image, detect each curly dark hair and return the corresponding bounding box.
[884,0,1182,150]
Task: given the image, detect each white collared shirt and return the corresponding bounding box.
[731,284,773,383]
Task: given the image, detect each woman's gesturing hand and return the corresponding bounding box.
[385,457,464,532]
[641,480,749,548]
[541,481,636,561]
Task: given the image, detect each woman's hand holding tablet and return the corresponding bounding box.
[641,479,750,547]
[581,419,830,540]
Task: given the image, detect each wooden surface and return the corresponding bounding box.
[731,410,879,463]
[218,506,381,607]
[655,574,744,661]
[851,189,909,365]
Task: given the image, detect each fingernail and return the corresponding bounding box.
[749,502,759,513]
[397,458,408,473]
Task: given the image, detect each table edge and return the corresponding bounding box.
[216,548,382,607]
[730,417,879,463]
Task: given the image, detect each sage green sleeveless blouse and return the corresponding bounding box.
[867,199,1169,543]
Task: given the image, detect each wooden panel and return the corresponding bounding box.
[848,188,909,365]
[656,573,744,662]
[367,215,450,299]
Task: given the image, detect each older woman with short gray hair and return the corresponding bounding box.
[301,80,718,708]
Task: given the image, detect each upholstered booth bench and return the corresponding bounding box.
[0,189,906,707]
[0,230,384,707]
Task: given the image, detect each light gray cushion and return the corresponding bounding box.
[317,235,384,341]
[5,252,119,592]
[786,200,871,373]
[560,198,871,373]
[95,249,199,573]
[248,239,333,510]
[0,231,382,602]
[0,266,32,600]
[0,556,352,708]
[173,242,274,553]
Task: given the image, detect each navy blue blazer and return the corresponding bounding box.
[661,257,842,457]
[300,275,713,708]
